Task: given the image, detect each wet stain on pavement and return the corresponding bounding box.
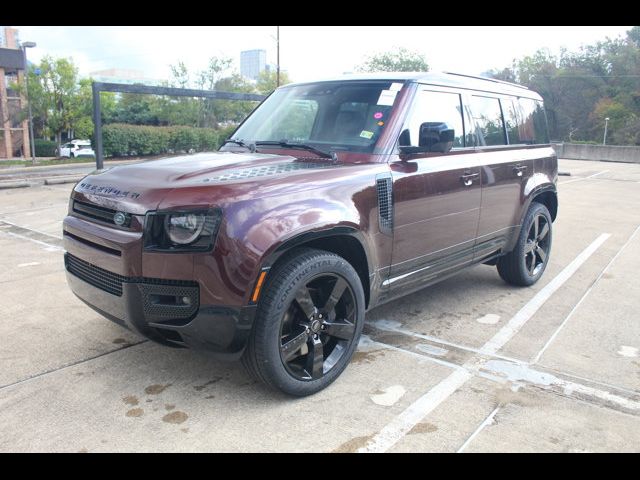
[165,404,175,411]
[122,395,139,406]
[408,422,438,435]
[205,395,215,399]
[126,408,144,418]
[351,350,384,364]
[331,435,374,453]
[145,383,172,395]
[181,428,189,433]
[194,377,223,391]
[112,338,127,344]
[163,411,188,424]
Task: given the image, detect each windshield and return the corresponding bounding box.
[230,81,402,153]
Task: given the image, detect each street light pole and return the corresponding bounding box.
[21,41,37,164]
[603,117,610,146]
[276,26,280,88]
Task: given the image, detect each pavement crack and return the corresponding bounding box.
[0,340,148,391]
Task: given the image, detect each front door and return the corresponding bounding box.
[386,88,481,296]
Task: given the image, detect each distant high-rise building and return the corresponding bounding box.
[240,49,266,81]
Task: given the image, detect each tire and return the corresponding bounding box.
[242,248,365,396]
[497,202,552,286]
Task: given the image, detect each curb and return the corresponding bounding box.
[0,181,31,190]
[44,175,85,186]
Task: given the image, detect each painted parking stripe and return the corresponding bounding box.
[457,406,501,453]
[559,170,609,185]
[532,224,640,364]
[358,233,610,453]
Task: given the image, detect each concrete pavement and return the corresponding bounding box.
[0,159,639,452]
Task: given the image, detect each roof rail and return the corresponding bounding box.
[442,71,530,90]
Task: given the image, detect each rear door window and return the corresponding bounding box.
[468,96,506,146]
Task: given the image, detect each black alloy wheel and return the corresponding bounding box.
[280,272,357,381]
[242,248,365,396]
[497,202,553,286]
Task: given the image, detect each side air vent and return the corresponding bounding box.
[376,176,393,235]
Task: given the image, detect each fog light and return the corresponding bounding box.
[182,296,192,306]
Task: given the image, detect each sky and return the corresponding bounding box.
[13,26,635,84]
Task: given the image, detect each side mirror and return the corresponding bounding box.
[398,122,455,155]
[419,122,454,153]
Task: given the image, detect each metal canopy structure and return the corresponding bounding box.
[91,82,267,169]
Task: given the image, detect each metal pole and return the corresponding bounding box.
[92,82,103,170]
[603,117,609,146]
[276,26,280,88]
[22,47,36,164]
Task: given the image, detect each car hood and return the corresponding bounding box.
[72,151,342,215]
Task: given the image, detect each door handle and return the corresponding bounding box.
[460,172,479,186]
[513,165,528,177]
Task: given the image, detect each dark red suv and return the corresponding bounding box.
[64,73,557,396]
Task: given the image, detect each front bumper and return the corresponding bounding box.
[65,253,256,359]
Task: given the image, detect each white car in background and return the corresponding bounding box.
[57,140,95,158]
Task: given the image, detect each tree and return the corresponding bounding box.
[357,47,429,72]
[488,29,640,145]
[255,69,292,95]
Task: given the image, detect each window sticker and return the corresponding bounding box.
[359,130,374,139]
[389,82,403,91]
[377,90,397,106]
[373,112,384,119]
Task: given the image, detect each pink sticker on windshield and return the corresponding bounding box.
[374,112,383,119]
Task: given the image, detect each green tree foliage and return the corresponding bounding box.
[16,54,275,153]
[255,69,292,95]
[488,27,640,145]
[357,47,429,73]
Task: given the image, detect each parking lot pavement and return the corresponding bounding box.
[1,159,639,452]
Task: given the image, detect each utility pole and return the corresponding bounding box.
[276,26,280,88]
[21,41,37,164]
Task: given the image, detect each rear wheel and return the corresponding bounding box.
[242,248,365,396]
[497,202,552,286]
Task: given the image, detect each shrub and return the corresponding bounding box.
[216,124,239,148]
[102,124,221,157]
[34,139,58,157]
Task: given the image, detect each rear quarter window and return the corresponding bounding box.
[517,98,549,144]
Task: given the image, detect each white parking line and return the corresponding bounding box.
[532,224,640,364]
[358,233,610,453]
[2,231,63,252]
[0,219,63,240]
[559,170,609,185]
[457,407,501,453]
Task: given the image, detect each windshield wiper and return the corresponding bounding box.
[221,138,256,152]
[254,140,333,159]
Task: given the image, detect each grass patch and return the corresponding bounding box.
[0,157,96,168]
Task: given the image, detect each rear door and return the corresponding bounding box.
[387,87,481,295]
[468,95,535,260]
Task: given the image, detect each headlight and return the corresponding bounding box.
[165,213,205,244]
[143,208,222,252]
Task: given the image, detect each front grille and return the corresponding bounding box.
[72,199,131,227]
[65,253,126,296]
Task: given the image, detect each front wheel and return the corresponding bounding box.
[242,248,365,396]
[497,202,553,286]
